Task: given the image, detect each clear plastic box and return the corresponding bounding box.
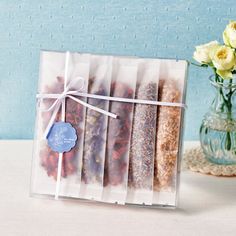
[30,51,188,209]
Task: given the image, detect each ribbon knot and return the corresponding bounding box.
[37,56,117,140]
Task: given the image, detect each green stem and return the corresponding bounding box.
[214,72,228,111]
[189,61,208,68]
[226,79,233,121]
[214,72,233,151]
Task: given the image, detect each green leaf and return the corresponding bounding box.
[225,132,232,151]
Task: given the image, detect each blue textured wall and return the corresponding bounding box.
[0,0,234,140]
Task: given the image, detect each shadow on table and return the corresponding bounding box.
[177,171,236,215]
[30,171,236,215]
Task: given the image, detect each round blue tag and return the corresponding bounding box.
[47,122,77,153]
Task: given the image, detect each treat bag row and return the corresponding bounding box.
[31,51,187,207]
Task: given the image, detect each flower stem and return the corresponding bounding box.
[189,61,208,68]
[214,72,234,150]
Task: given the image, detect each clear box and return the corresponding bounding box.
[30,50,188,209]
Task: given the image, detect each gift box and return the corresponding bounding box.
[31,51,188,208]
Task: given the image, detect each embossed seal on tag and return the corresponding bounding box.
[47,122,77,153]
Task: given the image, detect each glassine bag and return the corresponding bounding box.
[127,59,160,205]
[31,51,90,198]
[80,55,112,201]
[102,57,138,204]
[153,59,187,206]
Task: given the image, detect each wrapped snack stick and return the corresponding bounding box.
[80,55,112,201]
[155,79,181,189]
[103,57,138,204]
[126,59,160,205]
[153,60,187,206]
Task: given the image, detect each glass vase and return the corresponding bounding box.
[200,75,236,165]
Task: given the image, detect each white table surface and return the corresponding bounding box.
[0,140,235,236]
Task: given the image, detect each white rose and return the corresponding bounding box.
[223,21,236,48]
[211,45,236,79]
[193,41,219,64]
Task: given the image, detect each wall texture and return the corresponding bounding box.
[0,0,235,140]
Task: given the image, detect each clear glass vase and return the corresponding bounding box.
[200,75,236,165]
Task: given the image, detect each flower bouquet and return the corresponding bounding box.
[193,21,236,165]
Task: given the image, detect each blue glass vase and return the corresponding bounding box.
[200,75,236,165]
